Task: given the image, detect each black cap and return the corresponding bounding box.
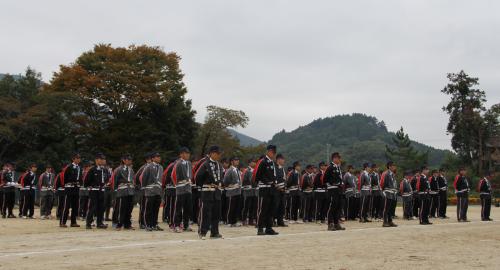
[306,164,313,170]
[331,152,341,159]
[276,153,285,160]
[292,161,301,168]
[347,164,353,170]
[179,147,191,154]
[421,166,428,171]
[230,156,240,162]
[29,163,37,168]
[72,153,81,159]
[150,152,161,158]
[371,163,377,169]
[208,145,222,154]
[121,153,132,160]
[363,163,370,169]
[386,161,394,168]
[95,153,106,159]
[267,145,277,152]
[318,161,326,167]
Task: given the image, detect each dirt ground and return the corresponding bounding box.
[0,205,498,270]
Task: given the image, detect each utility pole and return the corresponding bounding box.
[326,143,331,163]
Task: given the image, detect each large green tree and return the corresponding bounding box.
[194,105,249,158]
[0,68,73,170]
[441,71,499,174]
[44,44,197,164]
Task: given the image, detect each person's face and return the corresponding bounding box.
[406,175,412,180]
[153,156,161,163]
[232,160,240,167]
[333,156,341,164]
[460,169,466,176]
[123,159,132,166]
[73,157,81,164]
[277,158,285,166]
[433,172,438,177]
[95,158,103,166]
[423,169,429,175]
[389,165,396,172]
[31,166,37,173]
[321,165,327,171]
[180,152,190,160]
[348,168,354,173]
[296,165,301,172]
[210,152,221,161]
[249,161,256,168]
[267,151,276,159]
[46,167,53,173]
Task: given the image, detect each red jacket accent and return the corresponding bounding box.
[251,158,264,183]
[162,162,176,188]
[171,161,179,185]
[357,174,362,191]
[453,175,460,190]
[380,171,388,189]
[19,172,28,187]
[59,165,69,186]
[192,157,208,185]
[416,175,422,191]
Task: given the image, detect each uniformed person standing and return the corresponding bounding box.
[313,162,328,223]
[411,169,421,218]
[241,158,257,226]
[400,171,414,220]
[381,162,398,227]
[223,156,242,227]
[323,152,345,231]
[161,160,176,227]
[113,154,136,230]
[359,163,372,223]
[273,154,287,227]
[79,162,92,220]
[19,164,37,218]
[428,170,440,218]
[172,147,194,232]
[135,154,151,229]
[1,162,17,218]
[417,166,432,225]
[478,171,493,221]
[39,165,55,219]
[454,167,470,222]
[140,151,164,231]
[301,165,314,223]
[369,164,383,220]
[195,145,224,239]
[437,168,448,219]
[60,153,83,228]
[85,153,110,229]
[253,145,279,236]
[342,165,357,221]
[286,161,301,224]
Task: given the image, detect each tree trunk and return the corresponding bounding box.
[478,129,483,176]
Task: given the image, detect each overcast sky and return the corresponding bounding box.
[2,1,499,150]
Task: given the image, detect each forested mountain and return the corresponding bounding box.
[268,114,453,168]
[228,129,263,147]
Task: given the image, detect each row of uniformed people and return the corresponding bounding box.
[0,146,495,235]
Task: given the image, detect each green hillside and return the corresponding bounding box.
[228,129,263,147]
[269,113,453,168]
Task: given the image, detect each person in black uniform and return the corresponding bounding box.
[60,153,83,228]
[85,153,110,229]
[478,171,493,221]
[254,145,279,236]
[411,169,421,218]
[324,152,345,231]
[428,170,440,218]
[437,168,448,219]
[381,161,398,227]
[195,145,224,239]
[313,162,328,223]
[273,154,287,227]
[417,166,432,225]
[287,161,301,224]
[454,167,470,222]
[19,163,38,218]
[1,162,17,218]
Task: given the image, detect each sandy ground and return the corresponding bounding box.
[0,205,498,270]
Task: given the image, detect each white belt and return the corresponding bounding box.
[402,193,412,197]
[480,192,491,195]
[41,187,53,191]
[202,187,216,191]
[118,184,133,190]
[225,185,240,190]
[288,186,299,191]
[327,186,339,189]
[384,189,397,193]
[439,187,447,191]
[361,186,371,191]
[259,184,271,188]
[314,189,326,193]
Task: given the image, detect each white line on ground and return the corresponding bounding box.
[0,220,497,258]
